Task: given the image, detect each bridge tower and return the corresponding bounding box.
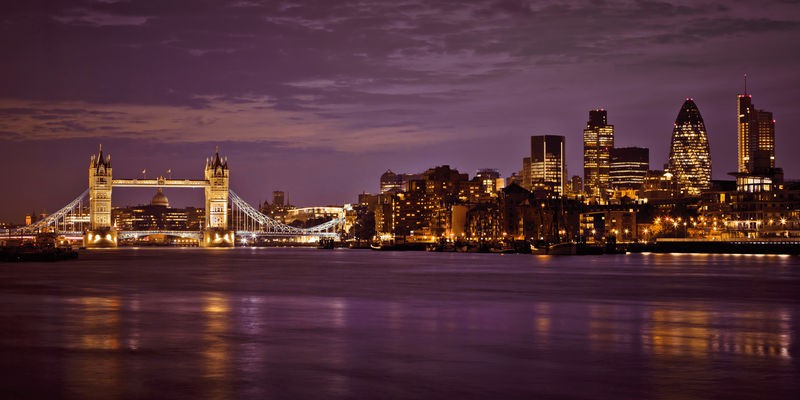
[202,149,234,247]
[84,145,117,247]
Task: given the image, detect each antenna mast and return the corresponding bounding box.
[744,73,748,95]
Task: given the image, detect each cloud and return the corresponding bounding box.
[0,96,457,152]
[53,8,151,27]
[2,0,799,182]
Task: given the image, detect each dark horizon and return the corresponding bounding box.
[2,1,799,223]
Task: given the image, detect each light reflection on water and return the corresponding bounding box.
[63,296,122,399]
[643,308,791,359]
[203,292,231,400]
[0,249,797,399]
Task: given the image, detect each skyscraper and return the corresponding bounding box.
[530,135,566,196]
[610,147,649,190]
[668,99,711,196]
[583,110,614,198]
[738,92,775,174]
[522,157,532,190]
[272,190,285,207]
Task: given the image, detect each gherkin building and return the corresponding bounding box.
[668,99,711,196]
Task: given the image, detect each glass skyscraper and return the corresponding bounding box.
[530,135,566,196]
[668,99,711,196]
[610,147,649,190]
[583,110,614,198]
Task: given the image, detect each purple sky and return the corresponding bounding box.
[1,0,799,223]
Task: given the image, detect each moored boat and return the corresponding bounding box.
[317,238,336,249]
[548,242,577,255]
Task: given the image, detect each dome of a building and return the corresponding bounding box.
[151,188,169,207]
[380,169,397,182]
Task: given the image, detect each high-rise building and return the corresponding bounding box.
[668,99,711,196]
[521,157,532,190]
[530,135,566,196]
[610,147,649,190]
[738,92,775,174]
[272,191,285,207]
[583,110,614,198]
[569,175,582,195]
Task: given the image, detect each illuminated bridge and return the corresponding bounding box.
[9,147,345,247]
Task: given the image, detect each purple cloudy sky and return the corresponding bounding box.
[1,0,799,222]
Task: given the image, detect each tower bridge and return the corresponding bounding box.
[11,146,345,247]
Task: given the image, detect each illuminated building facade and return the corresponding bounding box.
[204,150,229,229]
[475,168,501,195]
[202,149,234,247]
[610,147,649,191]
[583,110,614,198]
[641,170,676,199]
[379,170,403,193]
[379,170,421,194]
[85,145,116,247]
[668,99,711,196]
[374,166,481,239]
[738,93,775,174]
[88,145,113,230]
[530,135,566,196]
[113,189,204,231]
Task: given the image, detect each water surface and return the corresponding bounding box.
[1,248,798,399]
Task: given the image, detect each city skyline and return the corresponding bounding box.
[1,0,799,223]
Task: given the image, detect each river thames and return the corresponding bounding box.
[0,248,797,399]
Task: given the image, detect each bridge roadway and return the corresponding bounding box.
[8,230,337,241]
[112,178,209,188]
[117,230,339,240]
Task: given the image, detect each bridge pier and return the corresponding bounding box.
[84,228,118,248]
[200,228,235,248]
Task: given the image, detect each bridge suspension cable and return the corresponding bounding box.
[13,189,90,235]
[228,190,343,236]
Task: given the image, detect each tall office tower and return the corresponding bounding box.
[530,135,566,196]
[738,92,775,174]
[583,109,614,198]
[569,175,583,195]
[610,147,649,190]
[668,99,711,196]
[522,157,532,190]
[272,190,285,207]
